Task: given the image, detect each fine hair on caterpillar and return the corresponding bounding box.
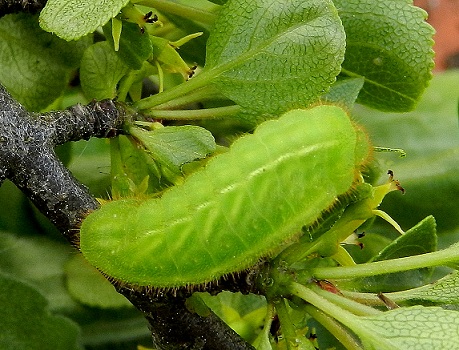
[80,105,369,288]
[110,260,267,298]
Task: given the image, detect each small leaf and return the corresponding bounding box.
[150,35,197,79]
[335,0,435,111]
[104,21,152,70]
[80,41,129,100]
[66,254,132,309]
[0,13,90,110]
[111,18,122,51]
[359,306,459,349]
[204,0,345,118]
[321,77,364,111]
[128,125,216,176]
[389,271,459,304]
[371,216,437,262]
[358,216,437,292]
[110,135,167,199]
[306,184,372,242]
[39,0,130,40]
[0,273,81,350]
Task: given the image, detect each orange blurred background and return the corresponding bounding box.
[415,0,459,70]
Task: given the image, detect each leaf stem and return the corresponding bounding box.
[146,85,227,110]
[311,245,459,280]
[290,282,367,342]
[277,177,407,266]
[331,245,357,266]
[143,105,240,120]
[302,304,364,350]
[340,290,394,307]
[134,70,214,110]
[313,287,382,317]
[117,71,137,102]
[275,299,302,349]
[152,61,163,93]
[277,208,368,266]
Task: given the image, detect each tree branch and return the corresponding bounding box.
[0,0,47,18]
[0,85,127,236]
[119,286,256,350]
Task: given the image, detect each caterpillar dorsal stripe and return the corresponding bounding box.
[80,105,361,288]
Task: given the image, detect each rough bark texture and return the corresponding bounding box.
[119,286,256,350]
[0,0,47,17]
[0,84,126,236]
[0,83,256,350]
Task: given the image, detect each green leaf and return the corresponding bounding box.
[80,41,129,100]
[357,216,437,292]
[359,306,459,349]
[204,0,345,118]
[128,125,216,176]
[334,0,435,111]
[0,273,81,350]
[304,183,373,245]
[353,72,459,234]
[371,216,437,262]
[321,77,364,111]
[0,13,90,111]
[0,233,148,346]
[389,271,459,305]
[0,181,36,234]
[39,0,130,41]
[207,0,227,5]
[103,21,152,70]
[198,291,266,343]
[0,232,79,312]
[65,254,132,309]
[150,35,197,79]
[80,317,150,348]
[67,138,112,198]
[110,135,168,199]
[160,15,209,67]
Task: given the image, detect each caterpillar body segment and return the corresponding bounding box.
[80,106,362,288]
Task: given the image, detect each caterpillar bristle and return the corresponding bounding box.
[94,260,267,301]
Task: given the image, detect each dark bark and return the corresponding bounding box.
[119,286,255,350]
[0,84,256,350]
[0,84,126,237]
[0,0,47,17]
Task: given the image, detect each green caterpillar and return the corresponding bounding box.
[80,105,364,288]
